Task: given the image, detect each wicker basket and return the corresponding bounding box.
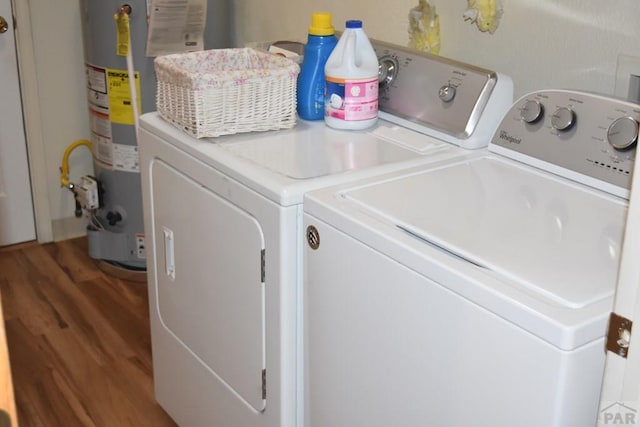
[155,48,300,138]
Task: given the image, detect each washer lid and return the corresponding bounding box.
[343,154,628,308]
[217,121,449,179]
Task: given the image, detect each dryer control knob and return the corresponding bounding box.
[551,107,576,131]
[438,84,456,102]
[607,116,639,151]
[520,99,544,123]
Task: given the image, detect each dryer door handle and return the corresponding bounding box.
[163,227,175,280]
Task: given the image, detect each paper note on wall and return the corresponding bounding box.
[145,0,207,57]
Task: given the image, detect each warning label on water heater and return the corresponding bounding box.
[113,144,140,173]
[86,64,141,126]
[85,63,142,173]
[106,69,142,125]
[86,64,109,109]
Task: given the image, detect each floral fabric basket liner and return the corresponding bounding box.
[155,48,300,138]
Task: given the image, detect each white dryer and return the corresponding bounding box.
[302,90,638,427]
[139,40,512,427]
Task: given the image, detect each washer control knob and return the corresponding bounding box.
[551,107,576,131]
[607,116,639,151]
[439,84,456,102]
[378,55,399,88]
[520,99,544,123]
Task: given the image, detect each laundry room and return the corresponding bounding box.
[1,0,640,426]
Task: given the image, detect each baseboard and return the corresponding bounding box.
[52,216,87,242]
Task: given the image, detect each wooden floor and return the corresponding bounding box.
[0,237,177,427]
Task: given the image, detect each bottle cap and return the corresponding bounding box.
[308,12,335,36]
[345,20,363,29]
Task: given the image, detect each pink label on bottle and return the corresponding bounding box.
[325,77,378,121]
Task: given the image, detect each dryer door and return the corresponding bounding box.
[150,159,266,412]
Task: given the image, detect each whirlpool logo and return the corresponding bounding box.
[499,130,522,145]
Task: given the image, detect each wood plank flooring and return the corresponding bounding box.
[0,237,177,427]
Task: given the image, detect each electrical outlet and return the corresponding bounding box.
[615,54,640,103]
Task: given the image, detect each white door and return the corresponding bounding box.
[598,148,640,425]
[0,0,35,246]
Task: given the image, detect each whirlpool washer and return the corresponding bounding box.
[139,40,512,427]
[302,90,638,427]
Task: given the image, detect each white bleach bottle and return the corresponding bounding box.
[324,20,379,130]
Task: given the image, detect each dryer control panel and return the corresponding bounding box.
[490,89,640,198]
[371,39,513,149]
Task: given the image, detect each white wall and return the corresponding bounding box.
[28,0,92,240]
[233,0,640,99]
[23,0,640,241]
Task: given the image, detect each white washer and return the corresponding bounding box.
[139,40,512,427]
[302,90,639,427]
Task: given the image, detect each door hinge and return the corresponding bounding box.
[606,312,633,359]
[262,368,267,399]
[260,249,265,283]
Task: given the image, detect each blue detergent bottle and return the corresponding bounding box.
[297,12,338,120]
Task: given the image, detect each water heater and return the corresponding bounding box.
[79,0,231,269]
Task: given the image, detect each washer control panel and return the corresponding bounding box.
[491,89,639,196]
[371,39,512,146]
